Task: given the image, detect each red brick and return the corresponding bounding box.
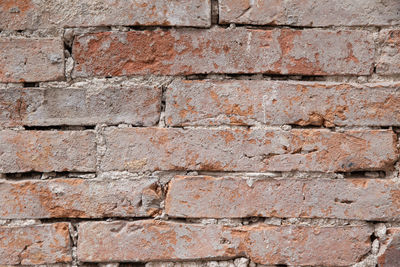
[166,80,400,127]
[0,130,96,173]
[166,176,400,221]
[72,28,374,77]
[101,128,397,173]
[378,228,400,267]
[0,0,211,30]
[77,220,372,266]
[0,84,161,127]
[0,38,64,82]
[0,223,72,265]
[0,178,161,219]
[219,0,400,26]
[377,30,400,75]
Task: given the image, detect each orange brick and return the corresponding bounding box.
[78,220,372,266]
[101,128,397,173]
[72,28,374,77]
[166,176,400,221]
[0,223,72,265]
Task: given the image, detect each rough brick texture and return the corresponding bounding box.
[166,80,400,127]
[0,130,96,173]
[0,84,161,127]
[0,223,71,265]
[378,228,400,267]
[219,0,400,26]
[377,30,400,75]
[0,178,161,219]
[78,220,372,266]
[166,176,400,221]
[102,128,397,172]
[0,0,211,30]
[2,0,400,266]
[72,28,374,77]
[0,38,64,82]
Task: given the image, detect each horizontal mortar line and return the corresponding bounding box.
[34,217,387,226]
[61,24,396,32]
[4,74,400,86]
[2,217,395,227]
[1,171,97,180]
[22,125,96,131]
[38,216,159,224]
[0,171,392,181]
[166,125,395,131]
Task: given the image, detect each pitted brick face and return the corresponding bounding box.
[0,0,211,30]
[72,28,374,77]
[78,220,372,266]
[0,223,72,265]
[219,0,400,26]
[166,80,400,127]
[0,178,162,219]
[166,176,400,221]
[101,128,397,173]
[0,38,64,82]
[0,130,96,173]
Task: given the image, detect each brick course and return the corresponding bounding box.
[72,28,374,77]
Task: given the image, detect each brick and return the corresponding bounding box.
[219,0,400,26]
[166,176,400,221]
[378,228,400,267]
[0,130,96,173]
[166,80,400,127]
[0,84,161,127]
[101,128,397,173]
[377,30,400,75]
[0,223,72,265]
[0,0,211,30]
[72,28,374,77]
[77,220,372,266]
[0,178,161,219]
[0,38,64,82]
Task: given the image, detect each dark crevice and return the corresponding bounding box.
[23,82,39,88]
[119,263,146,267]
[24,125,95,130]
[211,0,219,25]
[2,171,96,180]
[336,171,386,178]
[40,216,156,224]
[184,73,342,82]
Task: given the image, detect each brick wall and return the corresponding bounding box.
[1,1,400,266]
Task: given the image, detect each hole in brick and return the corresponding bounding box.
[23,82,39,88]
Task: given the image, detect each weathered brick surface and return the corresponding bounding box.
[166,176,400,221]
[0,130,96,173]
[0,0,211,30]
[377,30,400,75]
[72,28,374,77]
[0,85,161,127]
[78,220,372,266]
[378,228,400,267]
[0,223,72,265]
[0,38,64,82]
[166,80,400,127]
[101,128,397,172]
[219,0,400,26]
[0,178,161,219]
